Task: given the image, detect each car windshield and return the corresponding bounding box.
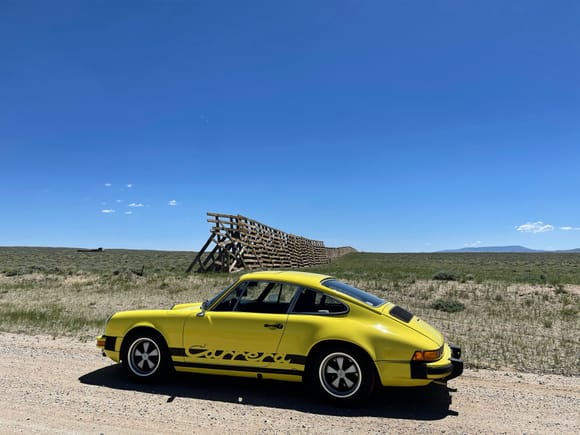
[205,284,232,309]
[321,279,385,308]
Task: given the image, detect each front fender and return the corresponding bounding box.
[105,310,187,355]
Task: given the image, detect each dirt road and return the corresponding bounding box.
[0,332,578,434]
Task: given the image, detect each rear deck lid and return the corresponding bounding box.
[382,303,444,347]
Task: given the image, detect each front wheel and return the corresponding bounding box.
[308,346,376,404]
[122,332,171,381]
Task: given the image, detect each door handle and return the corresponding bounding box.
[264,323,283,329]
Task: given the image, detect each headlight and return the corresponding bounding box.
[412,347,443,362]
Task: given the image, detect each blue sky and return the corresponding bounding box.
[1,0,579,252]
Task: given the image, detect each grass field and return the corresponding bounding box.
[0,247,578,376]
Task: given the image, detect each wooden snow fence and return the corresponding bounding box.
[187,212,330,273]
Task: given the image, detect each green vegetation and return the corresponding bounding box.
[430,298,466,313]
[0,248,579,376]
[309,252,580,285]
[0,247,193,276]
[432,271,461,282]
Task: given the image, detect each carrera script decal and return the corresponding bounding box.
[187,348,306,365]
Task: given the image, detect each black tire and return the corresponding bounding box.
[307,345,376,404]
[121,331,171,382]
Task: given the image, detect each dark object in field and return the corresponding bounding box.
[430,298,466,313]
[77,248,104,253]
[432,271,460,281]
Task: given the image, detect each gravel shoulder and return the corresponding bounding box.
[0,332,578,434]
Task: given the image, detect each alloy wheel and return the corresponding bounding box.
[318,351,362,398]
[127,337,161,377]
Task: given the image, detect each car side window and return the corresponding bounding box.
[212,281,299,314]
[291,288,348,315]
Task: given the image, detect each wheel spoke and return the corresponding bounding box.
[149,349,159,357]
[326,366,338,375]
[344,364,357,374]
[335,357,344,370]
[343,377,355,388]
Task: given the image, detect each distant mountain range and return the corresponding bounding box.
[440,245,580,253]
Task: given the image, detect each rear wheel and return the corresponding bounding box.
[122,331,171,381]
[308,345,376,404]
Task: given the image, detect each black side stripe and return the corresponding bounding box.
[169,347,187,357]
[285,354,307,365]
[173,361,304,377]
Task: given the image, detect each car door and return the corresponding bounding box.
[276,287,350,365]
[182,280,298,370]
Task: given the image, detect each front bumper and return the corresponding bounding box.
[443,344,463,381]
[96,335,117,353]
[411,344,463,381]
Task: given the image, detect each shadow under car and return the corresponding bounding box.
[79,364,458,420]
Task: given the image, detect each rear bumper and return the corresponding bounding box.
[411,344,463,381]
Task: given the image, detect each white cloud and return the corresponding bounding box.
[105,183,112,187]
[126,183,133,188]
[101,209,115,214]
[515,221,554,234]
[128,203,144,207]
[464,241,483,248]
[124,211,133,215]
[116,199,124,203]
[168,199,177,206]
[560,226,580,231]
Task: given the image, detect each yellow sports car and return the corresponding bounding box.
[97,271,462,403]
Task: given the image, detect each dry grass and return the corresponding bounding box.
[0,272,234,339]
[369,280,579,376]
[0,270,578,376]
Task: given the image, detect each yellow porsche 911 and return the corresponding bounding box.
[97,271,462,404]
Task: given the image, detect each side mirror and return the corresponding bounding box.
[197,301,208,317]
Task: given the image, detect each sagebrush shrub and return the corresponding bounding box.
[430,298,465,313]
[432,271,460,281]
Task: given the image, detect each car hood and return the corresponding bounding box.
[381,303,444,348]
[171,302,203,311]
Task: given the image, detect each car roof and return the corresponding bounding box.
[240,270,332,288]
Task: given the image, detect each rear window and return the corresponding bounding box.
[321,279,385,308]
